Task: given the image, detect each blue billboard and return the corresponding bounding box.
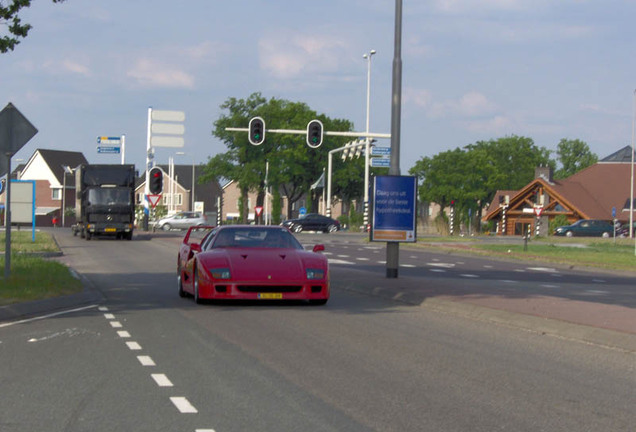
[371,175,417,242]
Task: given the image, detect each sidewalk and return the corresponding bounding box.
[332,265,636,353]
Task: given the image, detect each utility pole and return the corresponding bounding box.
[386,0,403,279]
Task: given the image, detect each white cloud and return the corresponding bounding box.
[258,33,349,79]
[465,115,514,134]
[406,90,497,119]
[126,58,194,89]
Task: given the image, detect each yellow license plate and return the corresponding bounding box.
[258,293,283,299]
[105,228,117,232]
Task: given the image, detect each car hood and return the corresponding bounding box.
[199,248,326,281]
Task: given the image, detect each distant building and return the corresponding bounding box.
[483,146,635,235]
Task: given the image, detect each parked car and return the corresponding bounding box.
[553,219,613,237]
[177,225,329,305]
[281,213,340,233]
[617,222,636,237]
[155,211,207,231]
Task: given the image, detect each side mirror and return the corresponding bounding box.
[313,244,325,253]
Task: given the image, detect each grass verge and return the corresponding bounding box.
[0,231,82,306]
[417,236,636,272]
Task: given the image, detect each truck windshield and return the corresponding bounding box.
[88,188,131,205]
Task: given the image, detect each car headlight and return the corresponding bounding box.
[210,268,231,279]
[306,268,325,280]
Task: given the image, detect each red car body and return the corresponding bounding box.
[177,225,329,305]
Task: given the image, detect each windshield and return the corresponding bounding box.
[87,187,131,205]
[209,228,303,250]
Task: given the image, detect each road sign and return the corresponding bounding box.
[255,206,263,218]
[151,136,185,148]
[371,175,417,243]
[151,110,185,122]
[299,207,307,216]
[371,146,391,156]
[0,103,38,176]
[146,194,162,209]
[534,207,544,217]
[97,136,121,145]
[371,157,390,167]
[97,146,121,154]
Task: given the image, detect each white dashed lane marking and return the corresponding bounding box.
[151,373,174,387]
[110,321,123,328]
[126,341,142,350]
[137,355,156,366]
[117,330,131,338]
[170,397,198,414]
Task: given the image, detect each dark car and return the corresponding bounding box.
[553,219,613,237]
[618,222,636,237]
[281,213,340,233]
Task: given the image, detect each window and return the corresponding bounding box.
[52,188,62,200]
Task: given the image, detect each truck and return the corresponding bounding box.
[72,164,136,240]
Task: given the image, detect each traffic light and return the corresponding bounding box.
[248,117,265,145]
[149,167,163,194]
[306,119,323,148]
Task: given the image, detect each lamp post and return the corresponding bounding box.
[363,49,376,228]
[175,151,195,211]
[61,165,74,227]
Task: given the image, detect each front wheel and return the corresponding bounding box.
[177,261,186,298]
[327,224,337,233]
[294,225,303,233]
[162,223,171,231]
[565,231,573,238]
[602,232,610,238]
[194,268,203,304]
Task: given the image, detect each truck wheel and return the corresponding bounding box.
[126,232,133,240]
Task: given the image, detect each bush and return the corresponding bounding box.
[549,214,569,235]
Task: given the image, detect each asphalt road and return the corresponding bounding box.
[0,229,634,431]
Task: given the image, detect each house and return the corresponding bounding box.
[135,164,222,221]
[0,149,88,226]
[482,146,636,235]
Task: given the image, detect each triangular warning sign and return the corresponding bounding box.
[147,194,162,209]
[255,206,263,217]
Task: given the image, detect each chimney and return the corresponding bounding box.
[535,166,553,183]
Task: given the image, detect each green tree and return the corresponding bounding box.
[202,93,354,223]
[554,138,597,179]
[410,135,553,234]
[1,0,65,53]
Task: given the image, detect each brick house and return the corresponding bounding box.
[1,149,88,227]
[482,146,636,235]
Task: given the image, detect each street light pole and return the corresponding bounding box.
[363,49,376,228]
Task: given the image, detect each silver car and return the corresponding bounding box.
[155,212,207,231]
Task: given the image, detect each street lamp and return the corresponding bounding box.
[176,151,195,211]
[61,165,74,227]
[362,49,376,227]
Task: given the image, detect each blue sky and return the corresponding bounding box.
[2,0,636,174]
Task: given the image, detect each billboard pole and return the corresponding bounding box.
[4,152,11,279]
[386,0,403,279]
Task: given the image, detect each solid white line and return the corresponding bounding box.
[356,257,370,261]
[104,313,115,320]
[196,429,216,432]
[401,264,416,268]
[151,373,174,387]
[461,274,479,278]
[110,321,122,328]
[540,284,560,289]
[98,306,109,312]
[126,341,142,350]
[137,355,155,366]
[0,305,99,329]
[117,331,131,338]
[328,259,355,265]
[170,396,198,413]
[429,269,446,273]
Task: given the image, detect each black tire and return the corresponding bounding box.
[565,231,573,238]
[602,232,610,238]
[294,225,303,233]
[126,232,133,240]
[86,232,92,241]
[194,267,203,304]
[327,224,337,233]
[177,261,186,298]
[162,223,171,231]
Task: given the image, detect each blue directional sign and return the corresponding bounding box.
[97,146,121,154]
[97,136,121,144]
[371,175,417,242]
[371,146,391,156]
[299,206,307,217]
[370,157,390,168]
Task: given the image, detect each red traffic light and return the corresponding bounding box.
[149,167,163,194]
